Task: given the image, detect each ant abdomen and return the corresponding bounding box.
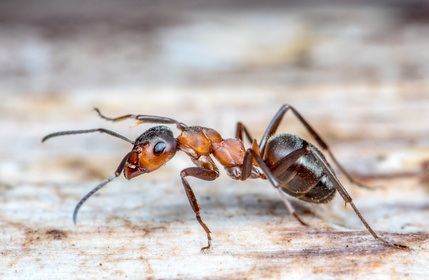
[264,134,336,203]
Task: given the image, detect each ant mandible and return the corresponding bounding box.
[42,104,407,251]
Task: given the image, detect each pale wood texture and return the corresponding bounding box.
[1,1,429,279]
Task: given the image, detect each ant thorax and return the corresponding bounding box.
[175,126,264,180]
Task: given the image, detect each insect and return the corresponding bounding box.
[42,104,407,250]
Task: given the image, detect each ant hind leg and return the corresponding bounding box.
[259,104,373,189]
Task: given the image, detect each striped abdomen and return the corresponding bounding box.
[264,134,336,204]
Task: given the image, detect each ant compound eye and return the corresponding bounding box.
[153,141,166,155]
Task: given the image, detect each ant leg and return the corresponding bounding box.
[245,144,407,249]
[242,148,311,226]
[235,122,254,143]
[180,167,219,251]
[260,104,371,189]
[309,146,408,249]
[94,108,187,131]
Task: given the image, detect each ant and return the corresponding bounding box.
[42,104,407,251]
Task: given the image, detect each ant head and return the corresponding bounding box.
[125,126,177,179]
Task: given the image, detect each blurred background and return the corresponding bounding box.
[1,0,429,278]
[1,0,429,183]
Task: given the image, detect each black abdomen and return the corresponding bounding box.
[264,134,336,204]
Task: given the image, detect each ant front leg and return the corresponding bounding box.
[260,104,371,189]
[180,167,219,251]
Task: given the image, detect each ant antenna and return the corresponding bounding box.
[43,128,135,224]
[42,128,134,145]
[73,151,133,224]
[94,107,188,131]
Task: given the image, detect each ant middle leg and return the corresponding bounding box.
[242,147,311,226]
[235,122,254,143]
[180,167,219,251]
[259,104,371,189]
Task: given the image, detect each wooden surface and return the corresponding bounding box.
[1,1,429,279]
